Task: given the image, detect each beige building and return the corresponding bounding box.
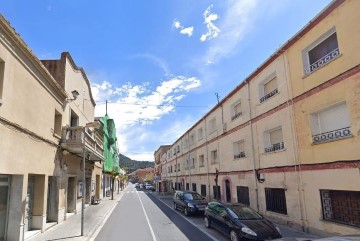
[157,0,360,236]
[0,16,104,241]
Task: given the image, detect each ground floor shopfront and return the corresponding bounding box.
[165,161,360,236]
[0,162,104,241]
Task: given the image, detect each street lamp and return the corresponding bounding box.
[81,121,101,236]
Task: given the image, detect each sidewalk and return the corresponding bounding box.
[28,190,125,241]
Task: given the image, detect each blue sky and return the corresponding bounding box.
[1,0,332,161]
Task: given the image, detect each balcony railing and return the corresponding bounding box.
[260,89,278,103]
[234,151,246,159]
[312,127,351,144]
[231,112,242,121]
[61,126,104,161]
[304,48,340,75]
[264,142,284,153]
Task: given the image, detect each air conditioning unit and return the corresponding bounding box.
[223,123,227,132]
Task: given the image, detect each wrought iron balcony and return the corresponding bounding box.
[260,89,278,103]
[312,127,351,144]
[234,151,246,159]
[264,142,284,153]
[304,48,340,75]
[61,126,104,162]
[231,112,243,121]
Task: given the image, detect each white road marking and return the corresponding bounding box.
[137,191,157,241]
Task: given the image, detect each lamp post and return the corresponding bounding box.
[81,121,101,236]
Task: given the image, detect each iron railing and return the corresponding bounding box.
[313,127,351,144]
[304,48,339,75]
[231,112,242,121]
[260,89,278,103]
[264,142,284,153]
[234,151,246,159]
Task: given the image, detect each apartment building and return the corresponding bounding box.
[157,0,360,235]
[0,16,104,241]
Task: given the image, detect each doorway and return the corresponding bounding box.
[67,177,76,213]
[0,176,9,241]
[225,179,231,203]
[25,176,35,232]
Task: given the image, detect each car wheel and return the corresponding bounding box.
[230,230,239,241]
[184,207,189,216]
[173,203,177,210]
[204,216,211,228]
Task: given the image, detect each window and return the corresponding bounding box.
[231,101,242,121]
[186,183,189,191]
[303,28,340,75]
[174,165,176,172]
[210,150,218,164]
[198,127,203,140]
[189,134,195,145]
[208,118,217,134]
[233,140,245,159]
[191,157,196,169]
[265,188,287,214]
[177,145,180,153]
[0,60,4,103]
[264,128,284,153]
[213,185,221,200]
[177,163,180,171]
[192,183,197,192]
[201,185,206,197]
[237,186,250,205]
[70,109,79,127]
[54,110,62,136]
[320,190,360,227]
[260,76,278,103]
[199,155,205,167]
[311,102,351,144]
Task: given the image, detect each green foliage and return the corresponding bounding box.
[119,153,154,173]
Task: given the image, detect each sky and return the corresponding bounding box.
[1,0,332,162]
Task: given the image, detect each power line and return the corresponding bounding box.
[95,100,209,108]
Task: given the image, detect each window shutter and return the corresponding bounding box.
[234,102,241,114]
[264,77,277,95]
[270,129,283,145]
[318,102,350,133]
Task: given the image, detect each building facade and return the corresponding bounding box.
[0,16,104,241]
[157,0,360,236]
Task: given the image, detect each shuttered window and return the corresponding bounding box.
[270,129,283,145]
[264,77,277,95]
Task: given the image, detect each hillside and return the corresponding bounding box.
[119,153,154,173]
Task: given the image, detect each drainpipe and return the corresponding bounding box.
[283,52,308,232]
[246,80,260,212]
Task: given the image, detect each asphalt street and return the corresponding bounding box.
[95,185,216,241]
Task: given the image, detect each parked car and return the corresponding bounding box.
[134,183,139,188]
[139,183,144,189]
[145,183,155,191]
[273,235,360,241]
[173,190,208,216]
[204,202,282,241]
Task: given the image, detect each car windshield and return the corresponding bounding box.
[227,206,263,220]
[184,192,203,200]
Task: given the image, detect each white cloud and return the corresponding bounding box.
[180,27,194,37]
[173,19,194,37]
[203,0,258,64]
[200,5,220,42]
[92,75,201,161]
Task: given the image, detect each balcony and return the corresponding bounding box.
[260,89,278,103]
[61,126,104,162]
[304,48,340,75]
[312,127,351,144]
[264,142,284,153]
[234,151,246,159]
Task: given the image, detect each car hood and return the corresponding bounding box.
[238,219,281,239]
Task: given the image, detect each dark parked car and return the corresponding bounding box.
[173,191,208,216]
[204,202,282,241]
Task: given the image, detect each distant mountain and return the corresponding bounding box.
[119,153,154,174]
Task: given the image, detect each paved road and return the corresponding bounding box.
[95,185,216,241]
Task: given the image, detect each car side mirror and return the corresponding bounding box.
[221,213,228,219]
